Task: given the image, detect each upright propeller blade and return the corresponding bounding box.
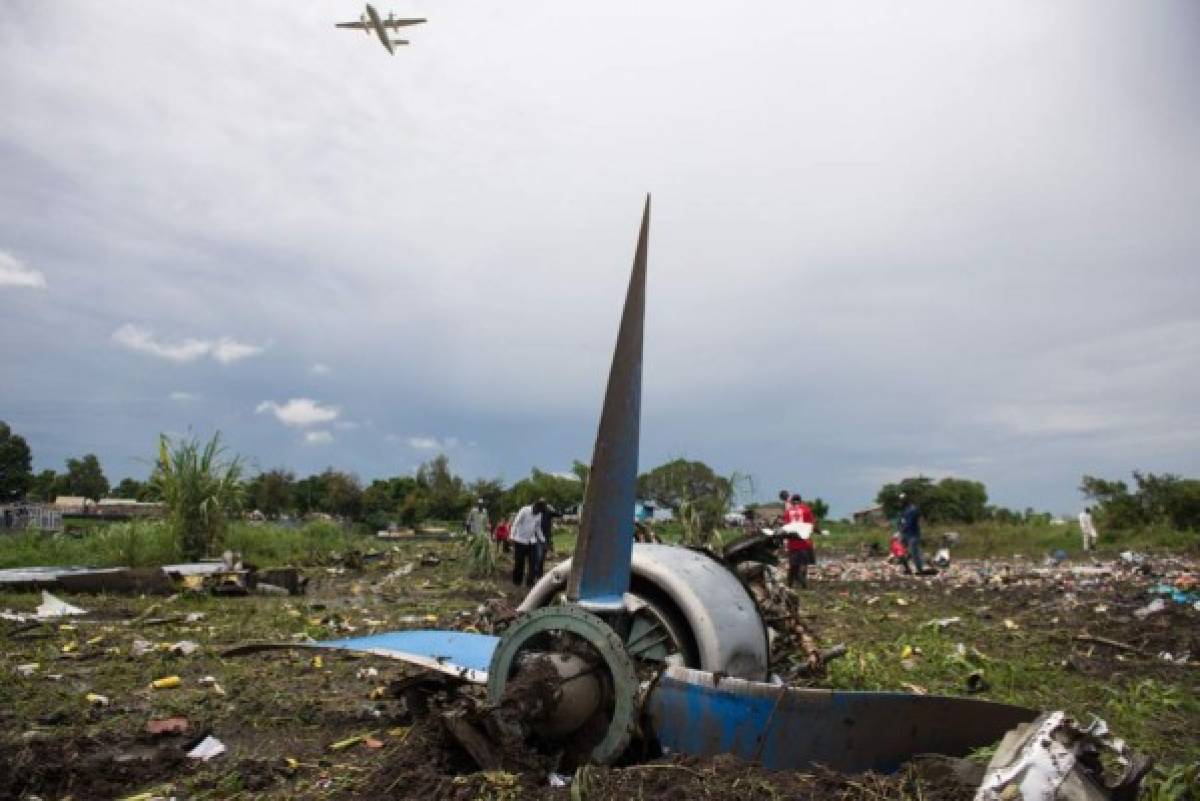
[566,196,650,608]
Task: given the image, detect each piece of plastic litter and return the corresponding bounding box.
[187,735,226,761]
[37,591,87,619]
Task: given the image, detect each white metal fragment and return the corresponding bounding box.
[187,735,226,761]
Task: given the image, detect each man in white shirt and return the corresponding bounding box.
[510,500,546,587]
[1078,507,1099,551]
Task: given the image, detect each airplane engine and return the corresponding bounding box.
[519,543,770,681]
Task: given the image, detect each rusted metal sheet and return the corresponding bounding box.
[646,666,1036,773]
[567,196,650,609]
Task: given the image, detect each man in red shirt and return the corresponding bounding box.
[783,493,816,588]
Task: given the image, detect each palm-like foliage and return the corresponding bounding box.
[151,432,243,559]
[465,531,498,577]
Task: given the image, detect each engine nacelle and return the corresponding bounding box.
[520,543,770,681]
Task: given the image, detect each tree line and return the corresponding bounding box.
[0,423,765,533]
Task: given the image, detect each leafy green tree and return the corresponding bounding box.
[29,469,64,502]
[360,475,419,526]
[64,454,109,501]
[320,469,362,519]
[293,474,327,516]
[1082,472,1200,531]
[570,460,590,490]
[637,459,731,511]
[807,497,830,521]
[248,468,295,518]
[504,468,584,515]
[0,422,33,502]
[468,477,506,516]
[877,476,988,523]
[112,478,145,499]
[151,432,243,559]
[415,455,470,521]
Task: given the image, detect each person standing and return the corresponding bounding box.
[1078,507,1099,551]
[510,501,543,588]
[899,494,927,574]
[783,493,816,588]
[492,517,511,552]
[465,499,490,538]
[536,497,562,554]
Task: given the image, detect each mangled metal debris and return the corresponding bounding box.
[0,559,306,596]
[975,712,1150,800]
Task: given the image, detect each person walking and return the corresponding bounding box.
[782,493,816,588]
[899,494,928,574]
[1078,507,1099,551]
[510,501,544,588]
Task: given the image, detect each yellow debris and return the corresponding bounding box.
[329,732,374,751]
[151,675,181,689]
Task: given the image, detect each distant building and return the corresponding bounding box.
[53,496,93,514]
[52,497,163,519]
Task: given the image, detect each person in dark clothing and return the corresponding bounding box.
[536,497,562,554]
[899,494,927,574]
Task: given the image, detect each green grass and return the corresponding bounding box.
[0,521,382,569]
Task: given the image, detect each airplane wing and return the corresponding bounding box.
[381,18,426,28]
[335,21,369,29]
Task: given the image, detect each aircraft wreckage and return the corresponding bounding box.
[228,197,1039,773]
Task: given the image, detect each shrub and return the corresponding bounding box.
[151,432,243,559]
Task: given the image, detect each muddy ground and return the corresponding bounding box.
[1,540,1196,800]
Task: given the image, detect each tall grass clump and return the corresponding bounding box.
[465,532,497,577]
[152,432,243,560]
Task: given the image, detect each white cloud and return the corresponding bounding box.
[310,363,331,375]
[304,430,334,445]
[169,390,198,402]
[334,420,360,431]
[405,436,460,450]
[212,337,264,364]
[0,250,46,289]
[256,398,340,427]
[112,324,211,362]
[112,324,262,364]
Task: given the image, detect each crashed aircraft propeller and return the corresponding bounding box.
[227,196,1036,771]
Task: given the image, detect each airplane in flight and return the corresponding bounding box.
[336,4,426,55]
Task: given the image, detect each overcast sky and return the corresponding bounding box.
[2,1,1198,516]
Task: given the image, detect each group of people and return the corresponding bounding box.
[464,498,562,588]
[886,493,938,575]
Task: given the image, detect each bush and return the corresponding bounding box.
[152,433,243,559]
